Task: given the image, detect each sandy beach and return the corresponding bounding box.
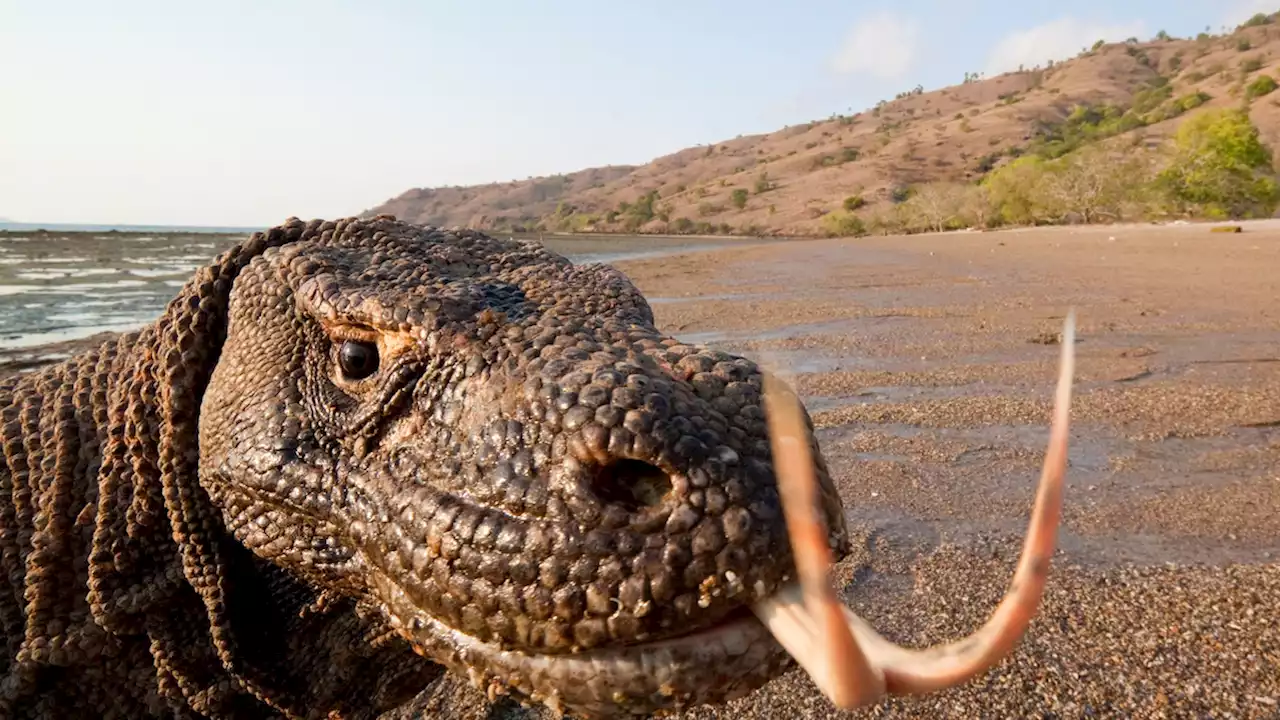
[8,222,1280,718]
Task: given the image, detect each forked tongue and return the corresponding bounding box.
[752,311,1076,708]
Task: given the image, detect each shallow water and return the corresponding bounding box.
[0,232,236,349]
[0,230,765,349]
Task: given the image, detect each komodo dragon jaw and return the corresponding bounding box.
[0,216,1073,720]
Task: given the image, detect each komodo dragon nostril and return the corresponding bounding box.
[589,458,673,511]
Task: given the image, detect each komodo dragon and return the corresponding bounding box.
[0,217,1074,719]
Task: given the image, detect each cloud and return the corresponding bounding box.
[984,17,1147,76]
[829,11,919,81]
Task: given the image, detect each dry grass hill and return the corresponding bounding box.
[363,14,1280,236]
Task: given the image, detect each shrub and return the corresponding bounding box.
[821,211,867,237]
[1178,91,1212,110]
[1241,13,1272,29]
[1247,74,1278,99]
[842,195,866,211]
[1154,108,1280,219]
[730,188,749,209]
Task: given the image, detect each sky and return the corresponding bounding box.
[1,0,1272,226]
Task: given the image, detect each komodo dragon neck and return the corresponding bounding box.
[0,220,442,719]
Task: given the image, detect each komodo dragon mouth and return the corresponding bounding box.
[374,315,1076,717]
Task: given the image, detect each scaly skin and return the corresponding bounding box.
[0,217,849,719]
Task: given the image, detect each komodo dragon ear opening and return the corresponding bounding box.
[754,310,1076,709]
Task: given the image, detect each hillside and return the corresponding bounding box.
[364,14,1280,236]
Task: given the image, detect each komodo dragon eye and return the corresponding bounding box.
[337,339,379,380]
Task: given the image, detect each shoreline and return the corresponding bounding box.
[4,218,1277,378]
[4,215,1268,244]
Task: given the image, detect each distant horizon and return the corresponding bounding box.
[0,220,263,233]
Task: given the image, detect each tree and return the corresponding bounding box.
[902,182,968,232]
[730,188,749,209]
[1039,146,1150,223]
[1154,108,1280,219]
[960,183,998,228]
[983,156,1053,225]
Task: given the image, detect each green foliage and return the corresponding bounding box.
[625,190,660,227]
[1246,74,1278,99]
[1155,108,1280,219]
[842,195,866,212]
[753,173,774,194]
[1030,104,1134,158]
[1132,83,1173,115]
[820,211,867,237]
[975,152,1002,173]
[672,217,695,233]
[1241,13,1273,28]
[840,147,860,163]
[1126,45,1152,66]
[730,188,749,209]
[822,108,1280,236]
[1241,56,1264,73]
[1237,38,1253,51]
[1209,224,1243,233]
[982,156,1052,225]
[1030,82,1202,159]
[1092,39,1106,51]
[1155,30,1171,41]
[1178,91,1212,111]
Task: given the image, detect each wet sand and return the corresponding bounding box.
[9,222,1280,717]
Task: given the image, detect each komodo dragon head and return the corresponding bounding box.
[180,217,1073,717]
